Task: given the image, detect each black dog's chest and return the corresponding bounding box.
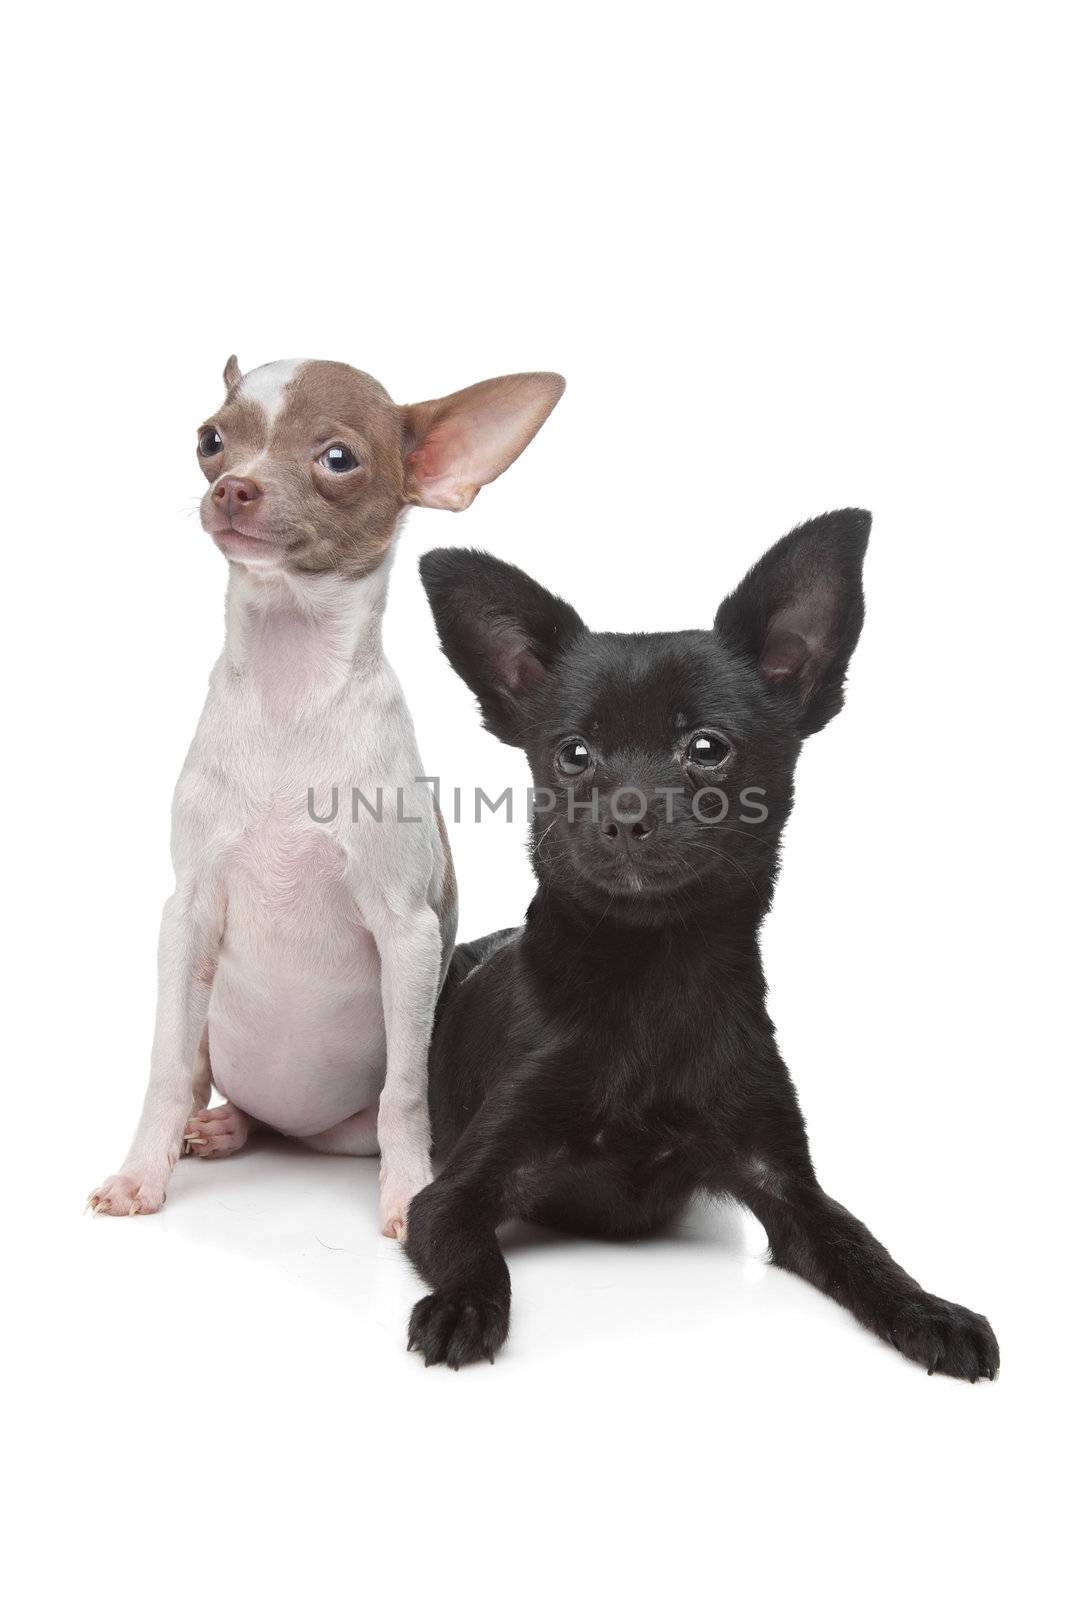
[510,1094,716,1239]
[576,987,732,1113]
[573,1102,704,1166]
[553,983,748,1190]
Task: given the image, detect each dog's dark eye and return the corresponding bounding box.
[685,732,733,769]
[198,427,224,457]
[318,445,359,473]
[556,739,592,777]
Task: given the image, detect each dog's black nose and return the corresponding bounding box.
[601,795,657,843]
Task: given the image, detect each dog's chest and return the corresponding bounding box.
[581,1095,704,1156]
[178,663,396,1134]
[226,811,358,945]
[561,957,736,1133]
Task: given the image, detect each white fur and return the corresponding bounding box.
[91,547,451,1237]
[237,358,306,425]
[223,359,308,486]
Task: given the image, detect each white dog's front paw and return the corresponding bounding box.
[88,1171,168,1216]
[379,1163,433,1242]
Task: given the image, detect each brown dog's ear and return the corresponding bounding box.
[223,354,242,390]
[401,373,565,511]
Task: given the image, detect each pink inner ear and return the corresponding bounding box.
[403,373,564,512]
[407,417,469,491]
[404,415,482,512]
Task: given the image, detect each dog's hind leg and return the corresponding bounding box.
[181,1028,256,1158]
[184,1102,257,1158]
[297,1104,381,1155]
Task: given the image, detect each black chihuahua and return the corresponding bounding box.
[405,510,999,1380]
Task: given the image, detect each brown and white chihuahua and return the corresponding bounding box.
[89,356,563,1238]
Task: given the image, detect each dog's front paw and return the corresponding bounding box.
[379,1163,433,1241]
[407,1291,509,1369]
[887,1294,1000,1381]
[87,1172,167,1216]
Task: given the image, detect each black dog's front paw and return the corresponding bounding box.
[886,1294,1000,1381]
[407,1291,509,1370]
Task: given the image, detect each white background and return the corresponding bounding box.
[5,3,1063,1595]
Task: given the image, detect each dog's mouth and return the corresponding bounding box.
[569,847,685,900]
[200,496,282,560]
[201,514,283,561]
[210,525,276,557]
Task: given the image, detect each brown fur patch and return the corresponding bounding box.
[273,363,407,579]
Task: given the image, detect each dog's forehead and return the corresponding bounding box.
[218,359,401,450]
[233,358,306,423]
[552,632,753,737]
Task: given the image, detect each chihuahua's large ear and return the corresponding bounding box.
[714,509,871,734]
[223,354,242,390]
[402,373,565,512]
[420,548,586,744]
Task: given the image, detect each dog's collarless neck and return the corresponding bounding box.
[221,559,392,698]
[524,883,764,952]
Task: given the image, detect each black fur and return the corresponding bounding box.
[405,512,999,1380]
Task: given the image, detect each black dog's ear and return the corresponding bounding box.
[714,509,872,734]
[419,548,588,745]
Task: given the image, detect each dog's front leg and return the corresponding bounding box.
[90,886,220,1215]
[404,1080,567,1367]
[734,1152,1000,1381]
[404,1172,512,1369]
[367,902,441,1240]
